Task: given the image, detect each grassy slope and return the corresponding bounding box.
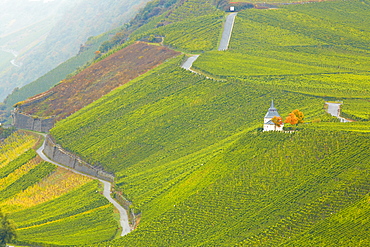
[128,0,225,53]
[0,132,118,246]
[51,57,322,174]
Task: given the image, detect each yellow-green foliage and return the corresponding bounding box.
[49,51,369,245]
[158,13,224,52]
[0,133,117,246]
[192,0,370,120]
[95,129,370,246]
[130,0,224,53]
[341,98,370,121]
[0,132,38,168]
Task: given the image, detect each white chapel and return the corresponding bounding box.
[263,100,284,131]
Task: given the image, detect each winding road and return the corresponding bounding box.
[181,12,237,72]
[36,135,131,236]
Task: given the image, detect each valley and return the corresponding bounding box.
[0,0,369,246]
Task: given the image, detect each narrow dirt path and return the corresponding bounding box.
[36,135,131,236]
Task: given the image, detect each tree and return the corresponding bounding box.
[285,112,298,125]
[292,109,304,124]
[271,116,283,131]
[285,109,304,128]
[0,209,16,247]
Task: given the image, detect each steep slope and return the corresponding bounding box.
[0,0,152,101]
[16,42,180,120]
[0,132,118,246]
[50,57,369,247]
[2,32,111,115]
[45,0,369,246]
[5,0,370,246]
[193,0,370,120]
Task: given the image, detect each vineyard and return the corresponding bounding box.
[50,57,323,174]
[17,42,180,120]
[192,0,370,120]
[49,50,369,245]
[2,0,370,246]
[154,12,224,52]
[0,132,119,246]
[94,129,370,246]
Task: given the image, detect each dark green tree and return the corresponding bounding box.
[0,209,16,247]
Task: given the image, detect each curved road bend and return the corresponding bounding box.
[181,12,238,72]
[36,136,131,236]
[325,102,350,123]
[181,55,199,71]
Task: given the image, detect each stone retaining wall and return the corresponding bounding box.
[44,135,115,183]
[12,111,55,133]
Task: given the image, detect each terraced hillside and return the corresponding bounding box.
[51,61,369,247]
[16,42,180,120]
[0,132,118,246]
[5,0,370,246]
[193,0,370,120]
[47,0,369,246]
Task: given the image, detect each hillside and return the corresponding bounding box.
[1,31,112,116]
[0,0,152,101]
[3,0,370,246]
[0,132,118,246]
[16,42,180,120]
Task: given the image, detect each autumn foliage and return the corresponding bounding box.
[19,42,180,120]
[271,116,283,129]
[285,109,304,126]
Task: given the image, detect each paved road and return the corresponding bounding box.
[326,102,350,122]
[181,55,199,71]
[101,180,131,236]
[36,136,131,236]
[181,12,237,73]
[218,12,237,51]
